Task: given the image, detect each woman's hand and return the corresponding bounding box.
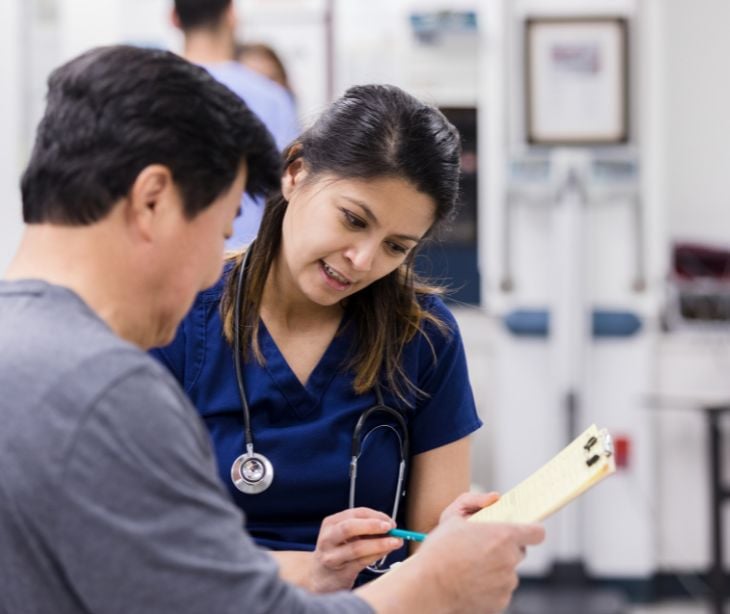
[439,491,500,524]
[308,507,403,593]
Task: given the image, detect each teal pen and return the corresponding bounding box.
[387,528,428,542]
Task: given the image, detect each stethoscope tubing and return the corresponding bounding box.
[234,248,254,449]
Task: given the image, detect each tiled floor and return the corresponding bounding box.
[506,589,725,614]
[508,601,720,614]
[631,603,720,613]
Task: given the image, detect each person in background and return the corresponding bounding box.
[172,0,300,247]
[0,44,544,614]
[235,42,295,99]
[151,82,504,590]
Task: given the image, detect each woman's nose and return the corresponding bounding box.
[345,241,377,272]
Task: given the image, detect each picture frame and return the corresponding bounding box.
[524,16,629,145]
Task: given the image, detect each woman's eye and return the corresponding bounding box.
[387,241,408,255]
[342,209,366,229]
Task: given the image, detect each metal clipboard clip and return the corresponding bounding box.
[583,428,614,468]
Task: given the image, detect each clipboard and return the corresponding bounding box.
[469,424,616,524]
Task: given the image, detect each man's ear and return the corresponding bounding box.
[281,158,308,202]
[126,165,176,241]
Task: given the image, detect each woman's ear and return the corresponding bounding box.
[281,157,308,201]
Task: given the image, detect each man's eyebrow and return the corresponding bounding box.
[341,196,422,243]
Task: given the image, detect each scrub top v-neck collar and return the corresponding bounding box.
[257,316,353,421]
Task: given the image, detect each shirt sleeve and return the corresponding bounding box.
[408,296,483,455]
[55,363,372,614]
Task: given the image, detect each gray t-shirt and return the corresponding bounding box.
[0,280,372,614]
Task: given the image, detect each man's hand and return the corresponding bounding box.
[357,517,545,614]
[418,518,545,613]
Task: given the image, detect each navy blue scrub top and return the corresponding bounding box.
[151,267,482,573]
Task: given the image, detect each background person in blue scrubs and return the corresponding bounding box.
[152,84,484,592]
[172,0,300,248]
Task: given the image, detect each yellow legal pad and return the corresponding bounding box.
[469,424,616,524]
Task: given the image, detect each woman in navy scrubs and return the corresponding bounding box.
[152,84,483,592]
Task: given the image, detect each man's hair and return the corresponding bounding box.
[174,0,231,30]
[21,45,280,225]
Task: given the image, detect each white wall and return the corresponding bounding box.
[333,0,479,108]
[1,0,178,274]
[58,0,177,60]
[0,0,23,273]
[663,0,730,244]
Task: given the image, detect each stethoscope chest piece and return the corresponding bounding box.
[231,444,274,494]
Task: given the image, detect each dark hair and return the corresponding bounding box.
[299,84,461,225]
[21,45,281,225]
[174,0,231,30]
[222,84,462,403]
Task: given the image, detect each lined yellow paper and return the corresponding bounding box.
[469,424,616,524]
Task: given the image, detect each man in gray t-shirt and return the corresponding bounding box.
[0,280,368,613]
[1,45,543,614]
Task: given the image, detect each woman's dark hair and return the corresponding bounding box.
[21,45,280,225]
[221,84,462,402]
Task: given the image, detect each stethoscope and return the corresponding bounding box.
[230,246,276,495]
[229,247,410,572]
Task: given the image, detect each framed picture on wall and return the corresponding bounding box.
[525,16,629,145]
